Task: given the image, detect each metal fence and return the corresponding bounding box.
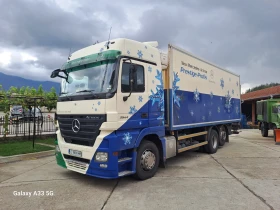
[0,115,56,137]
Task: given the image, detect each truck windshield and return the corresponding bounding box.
[60,60,116,96]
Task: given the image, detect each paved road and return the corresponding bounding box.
[0,130,280,210]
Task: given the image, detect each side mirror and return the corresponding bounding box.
[50,69,61,78]
[50,69,69,82]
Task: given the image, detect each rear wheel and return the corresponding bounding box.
[219,126,227,146]
[204,129,219,154]
[261,123,268,137]
[133,140,159,180]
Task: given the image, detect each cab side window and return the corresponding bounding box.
[121,63,145,93]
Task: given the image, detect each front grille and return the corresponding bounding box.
[66,159,87,170]
[58,114,106,146]
[64,155,90,170]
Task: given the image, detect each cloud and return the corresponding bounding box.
[0,0,279,92]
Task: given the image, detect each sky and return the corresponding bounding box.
[0,0,279,93]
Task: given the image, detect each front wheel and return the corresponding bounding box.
[133,140,159,180]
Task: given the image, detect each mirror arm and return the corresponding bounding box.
[123,80,133,101]
[123,91,132,102]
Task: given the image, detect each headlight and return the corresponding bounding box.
[55,145,60,153]
[95,152,108,162]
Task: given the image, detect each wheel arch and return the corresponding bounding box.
[135,133,166,168]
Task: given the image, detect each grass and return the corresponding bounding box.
[0,141,54,156]
[36,137,56,146]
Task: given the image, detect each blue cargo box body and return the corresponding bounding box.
[163,44,241,130]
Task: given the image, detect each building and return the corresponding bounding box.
[241,85,280,125]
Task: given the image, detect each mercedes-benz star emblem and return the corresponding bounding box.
[72,119,80,133]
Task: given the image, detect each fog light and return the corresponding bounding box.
[95,152,108,162]
[55,145,60,153]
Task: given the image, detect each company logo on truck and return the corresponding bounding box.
[180,61,207,80]
[180,67,207,80]
[72,119,81,133]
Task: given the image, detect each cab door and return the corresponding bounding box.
[116,59,149,130]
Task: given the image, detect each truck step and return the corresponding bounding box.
[118,157,132,163]
[118,170,134,177]
[178,141,208,153]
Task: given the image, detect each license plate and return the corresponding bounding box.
[68,149,82,157]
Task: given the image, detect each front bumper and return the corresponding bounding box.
[56,133,136,179]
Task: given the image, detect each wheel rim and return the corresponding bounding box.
[220,127,226,141]
[212,135,218,149]
[140,149,156,171]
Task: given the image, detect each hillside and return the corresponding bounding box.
[0,72,60,93]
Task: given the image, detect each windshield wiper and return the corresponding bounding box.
[76,89,95,93]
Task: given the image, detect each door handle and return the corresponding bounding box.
[141,113,148,118]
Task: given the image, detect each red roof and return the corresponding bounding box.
[241,85,280,101]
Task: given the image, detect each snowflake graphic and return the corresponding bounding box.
[139,121,142,125]
[202,116,205,121]
[122,132,132,145]
[236,106,239,114]
[137,50,143,59]
[151,54,154,58]
[232,89,234,95]
[138,96,143,103]
[218,106,220,113]
[172,72,181,107]
[204,103,206,107]
[190,110,194,116]
[127,50,130,54]
[220,78,225,89]
[98,101,101,105]
[129,105,138,114]
[155,113,164,126]
[210,91,214,99]
[209,111,212,116]
[193,88,200,103]
[148,66,152,73]
[220,97,223,101]
[100,48,104,52]
[225,90,232,113]
[149,69,164,112]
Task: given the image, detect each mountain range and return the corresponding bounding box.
[0,72,60,93]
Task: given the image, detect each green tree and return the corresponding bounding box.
[37,85,44,96]
[44,87,57,112]
[0,84,58,137]
[245,82,280,93]
[0,85,10,137]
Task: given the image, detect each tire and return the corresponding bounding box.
[219,126,227,147]
[261,123,268,137]
[204,129,219,154]
[133,140,160,180]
